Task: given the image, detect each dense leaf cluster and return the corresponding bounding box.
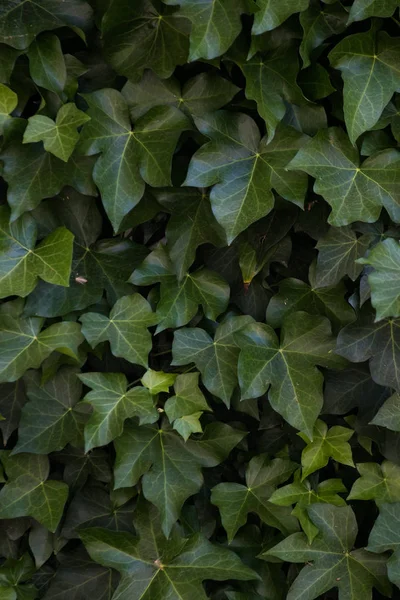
[1,1,400,599]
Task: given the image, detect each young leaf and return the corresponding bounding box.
[0,206,74,299]
[348,461,400,503]
[172,316,254,406]
[79,372,158,452]
[23,104,90,162]
[299,419,354,480]
[164,372,210,440]
[141,369,177,395]
[79,294,158,368]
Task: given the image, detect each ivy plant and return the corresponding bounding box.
[1,1,400,600]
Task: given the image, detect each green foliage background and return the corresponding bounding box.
[1,1,400,599]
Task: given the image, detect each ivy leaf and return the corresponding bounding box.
[298,419,354,480]
[131,247,230,332]
[252,0,309,35]
[237,47,307,142]
[80,294,158,368]
[12,367,87,455]
[80,504,257,600]
[211,456,298,542]
[267,504,391,600]
[113,422,245,535]
[300,0,348,67]
[163,0,253,61]
[0,301,83,383]
[164,372,210,440]
[348,461,400,504]
[358,238,400,320]
[0,84,17,133]
[172,315,254,406]
[0,380,26,445]
[154,188,226,281]
[314,226,373,287]
[336,306,400,391]
[348,0,400,23]
[141,369,177,395]
[288,126,400,226]
[78,372,158,452]
[23,104,90,162]
[329,29,400,144]
[266,267,355,329]
[185,113,308,242]
[101,0,189,81]
[367,502,400,588]
[27,33,66,94]
[0,453,68,532]
[123,70,239,120]
[370,392,400,431]
[237,312,345,437]
[0,207,74,299]
[269,473,347,543]
[0,0,93,49]
[78,88,190,231]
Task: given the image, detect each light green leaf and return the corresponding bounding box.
[78,372,158,452]
[164,372,210,440]
[299,419,354,480]
[185,113,307,243]
[348,461,400,503]
[0,206,74,299]
[80,294,158,368]
[141,369,177,395]
[23,104,90,162]
[114,422,246,535]
[288,126,400,226]
[172,316,254,406]
[0,301,83,383]
[267,504,391,600]
[0,453,68,532]
[358,238,400,320]
[329,29,400,143]
[0,83,16,133]
[12,367,86,455]
[77,88,190,231]
[211,456,298,542]
[237,312,345,437]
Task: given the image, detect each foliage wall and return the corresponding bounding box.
[1,1,400,599]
